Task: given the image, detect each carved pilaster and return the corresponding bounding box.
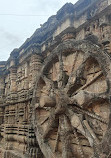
[30,53,43,88]
[0,76,5,96]
[0,76,5,105]
[9,67,17,93]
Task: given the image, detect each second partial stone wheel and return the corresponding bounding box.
[33,39,111,158]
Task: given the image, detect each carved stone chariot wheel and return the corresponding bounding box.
[32,39,111,158]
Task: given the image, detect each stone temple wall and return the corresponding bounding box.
[0,0,111,157]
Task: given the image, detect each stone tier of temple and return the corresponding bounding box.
[0,0,111,157]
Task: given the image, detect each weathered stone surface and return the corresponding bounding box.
[33,39,111,158]
[0,0,111,157]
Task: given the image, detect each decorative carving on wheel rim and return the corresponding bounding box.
[32,39,111,158]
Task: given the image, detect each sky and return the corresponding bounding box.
[0,0,78,61]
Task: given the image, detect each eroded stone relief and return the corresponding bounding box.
[0,0,111,157]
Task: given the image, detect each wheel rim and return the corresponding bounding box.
[32,40,111,158]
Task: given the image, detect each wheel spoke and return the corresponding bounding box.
[72,71,103,96]
[65,55,89,94]
[73,128,84,158]
[70,51,78,74]
[58,52,64,88]
[69,104,108,124]
[53,118,60,152]
[43,110,57,140]
[68,108,100,157]
[83,120,100,144]
[43,104,66,140]
[83,120,101,157]
[59,115,73,158]
[57,52,69,88]
[70,90,107,107]
[58,52,64,74]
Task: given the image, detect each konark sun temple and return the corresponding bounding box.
[0,0,111,157]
